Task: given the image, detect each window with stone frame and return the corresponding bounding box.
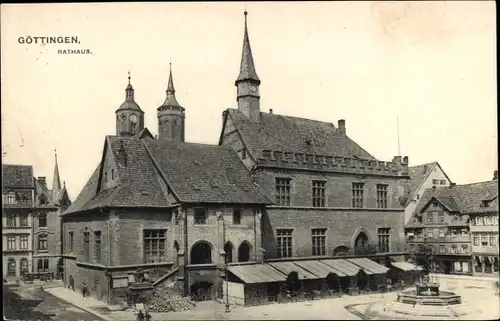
[38,213,47,228]
[20,236,28,250]
[83,231,90,261]
[5,191,17,204]
[20,258,29,274]
[193,208,208,225]
[439,245,446,253]
[232,209,242,225]
[377,228,391,252]
[438,212,445,223]
[19,214,28,227]
[94,231,102,264]
[490,235,497,247]
[275,178,291,206]
[427,212,434,223]
[376,184,388,208]
[7,259,16,276]
[473,235,480,246]
[7,214,16,227]
[311,228,327,256]
[38,234,48,251]
[7,236,16,250]
[438,229,445,238]
[143,229,167,263]
[277,229,293,258]
[352,182,364,208]
[312,181,326,207]
[37,258,49,272]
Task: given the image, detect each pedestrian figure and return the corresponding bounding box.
[82,280,88,298]
[69,275,75,291]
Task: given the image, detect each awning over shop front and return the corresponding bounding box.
[321,259,362,276]
[293,260,346,278]
[228,264,287,284]
[347,258,389,275]
[268,261,320,280]
[391,261,422,272]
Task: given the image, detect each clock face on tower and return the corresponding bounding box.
[130,114,138,123]
[250,85,257,93]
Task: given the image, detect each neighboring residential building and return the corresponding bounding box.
[61,68,271,304]
[469,171,499,276]
[32,153,71,279]
[219,11,409,261]
[403,162,452,225]
[2,165,35,279]
[405,175,499,275]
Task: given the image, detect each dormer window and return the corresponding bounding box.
[480,200,489,208]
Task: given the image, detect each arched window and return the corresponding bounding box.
[224,242,234,263]
[190,241,213,265]
[7,259,16,276]
[238,241,252,262]
[354,231,369,247]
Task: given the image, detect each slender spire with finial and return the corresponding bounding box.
[162,63,181,107]
[235,10,260,85]
[52,148,62,204]
[125,71,134,100]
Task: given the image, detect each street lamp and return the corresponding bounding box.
[217,212,230,313]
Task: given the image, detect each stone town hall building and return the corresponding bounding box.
[63,12,410,304]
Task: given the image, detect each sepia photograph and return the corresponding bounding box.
[1,2,498,320]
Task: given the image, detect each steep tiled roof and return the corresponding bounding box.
[64,136,271,215]
[34,177,54,205]
[144,140,272,204]
[407,162,436,196]
[63,163,101,214]
[2,164,34,189]
[225,109,375,160]
[414,180,499,215]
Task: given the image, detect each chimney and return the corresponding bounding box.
[38,177,47,187]
[432,185,436,189]
[269,109,273,115]
[423,165,428,174]
[493,170,498,181]
[392,156,402,163]
[449,182,456,188]
[403,156,409,164]
[337,119,346,135]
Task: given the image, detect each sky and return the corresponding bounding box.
[1,1,497,201]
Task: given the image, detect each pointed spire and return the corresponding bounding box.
[52,148,62,204]
[235,11,260,86]
[162,63,181,107]
[125,71,134,101]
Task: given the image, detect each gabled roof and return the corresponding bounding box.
[144,140,272,204]
[414,180,499,215]
[2,164,34,189]
[404,162,452,206]
[136,127,155,140]
[222,109,375,160]
[64,135,272,215]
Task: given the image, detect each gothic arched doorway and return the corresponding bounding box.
[238,241,252,262]
[190,241,213,265]
[224,242,234,263]
[354,231,369,247]
[173,241,180,266]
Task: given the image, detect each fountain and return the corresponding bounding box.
[383,239,476,319]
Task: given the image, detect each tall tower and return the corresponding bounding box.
[235,11,261,123]
[157,63,185,142]
[115,73,145,136]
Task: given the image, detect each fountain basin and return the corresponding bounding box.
[397,289,462,306]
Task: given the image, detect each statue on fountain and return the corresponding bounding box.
[413,239,440,296]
